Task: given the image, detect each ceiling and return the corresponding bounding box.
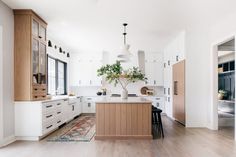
[3,0,236,54]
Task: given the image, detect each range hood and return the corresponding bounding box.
[138,50,145,74]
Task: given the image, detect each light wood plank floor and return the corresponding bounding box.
[0,116,236,157]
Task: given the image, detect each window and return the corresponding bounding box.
[47,56,67,95]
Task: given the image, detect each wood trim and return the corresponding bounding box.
[13,9,47,25]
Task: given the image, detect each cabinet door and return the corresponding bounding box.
[90,60,102,86]
[32,39,39,84]
[78,60,90,86]
[145,61,153,85]
[39,25,46,41]
[32,19,39,37]
[154,61,163,86]
[39,43,47,84]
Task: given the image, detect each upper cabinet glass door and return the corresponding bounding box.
[39,43,47,84]
[39,25,46,41]
[32,38,39,84]
[32,20,39,37]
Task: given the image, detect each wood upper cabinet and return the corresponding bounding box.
[14,10,47,101]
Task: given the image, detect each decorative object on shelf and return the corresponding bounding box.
[96,91,102,96]
[48,40,52,47]
[141,86,149,95]
[97,61,147,99]
[67,52,70,58]
[59,47,63,53]
[101,87,107,95]
[218,90,228,100]
[54,45,57,49]
[117,23,132,62]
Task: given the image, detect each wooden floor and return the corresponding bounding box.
[1,116,236,157]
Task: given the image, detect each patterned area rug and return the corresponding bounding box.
[47,115,95,142]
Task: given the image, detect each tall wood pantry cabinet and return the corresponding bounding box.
[173,60,185,125]
[14,10,48,101]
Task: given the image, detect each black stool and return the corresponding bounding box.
[152,106,164,138]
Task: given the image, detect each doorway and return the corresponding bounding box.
[217,38,235,138]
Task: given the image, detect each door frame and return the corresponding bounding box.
[0,25,3,141]
[211,34,236,140]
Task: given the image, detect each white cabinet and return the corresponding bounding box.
[82,96,96,113]
[144,53,163,86]
[15,99,66,141]
[69,53,103,86]
[15,97,82,141]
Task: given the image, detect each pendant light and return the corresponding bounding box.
[117,23,132,62]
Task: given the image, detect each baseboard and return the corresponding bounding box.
[0,135,16,147]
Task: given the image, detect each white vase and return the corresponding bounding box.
[121,88,128,99]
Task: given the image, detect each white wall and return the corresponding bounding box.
[184,12,236,128]
[0,0,15,145]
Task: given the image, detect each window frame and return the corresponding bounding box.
[47,55,67,95]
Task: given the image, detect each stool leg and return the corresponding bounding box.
[158,113,164,138]
[154,112,158,125]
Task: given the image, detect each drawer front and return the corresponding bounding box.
[32,93,47,100]
[42,121,55,134]
[42,111,55,122]
[42,102,55,113]
[55,116,63,127]
[32,84,47,100]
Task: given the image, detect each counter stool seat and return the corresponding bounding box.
[152,106,164,138]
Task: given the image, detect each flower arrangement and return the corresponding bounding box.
[97,61,147,98]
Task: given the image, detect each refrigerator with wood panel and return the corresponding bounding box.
[173,60,185,125]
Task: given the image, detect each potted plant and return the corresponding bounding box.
[97,61,147,99]
[218,90,227,100]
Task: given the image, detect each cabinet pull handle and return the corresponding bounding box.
[38,35,42,39]
[88,103,91,107]
[46,125,53,129]
[57,121,61,124]
[46,115,53,118]
[174,81,178,95]
[57,112,61,114]
[168,88,170,95]
[154,80,156,85]
[46,105,53,108]
[57,103,61,106]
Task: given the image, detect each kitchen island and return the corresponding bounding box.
[95,97,152,140]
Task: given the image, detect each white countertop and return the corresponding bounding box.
[95,97,152,104]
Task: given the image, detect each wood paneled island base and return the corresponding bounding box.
[95,97,152,140]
